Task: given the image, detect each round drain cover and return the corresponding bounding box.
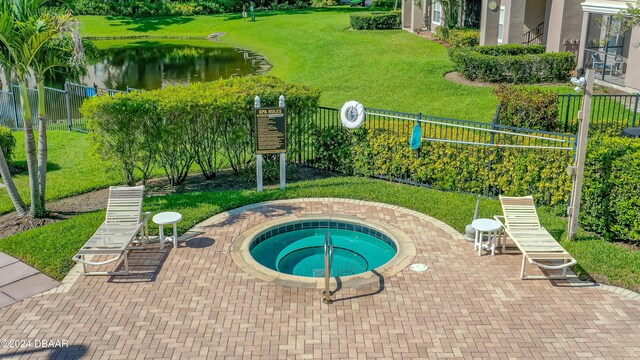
[410,263,428,272]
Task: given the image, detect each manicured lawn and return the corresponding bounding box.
[79,9,504,120]
[2,176,638,293]
[0,131,171,215]
[0,132,122,215]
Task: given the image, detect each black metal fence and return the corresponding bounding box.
[302,106,576,206]
[558,93,640,134]
[0,83,131,132]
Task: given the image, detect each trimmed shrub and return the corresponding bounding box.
[350,11,401,30]
[581,136,640,241]
[495,86,560,132]
[447,28,480,47]
[351,128,572,206]
[311,0,339,6]
[449,45,575,83]
[0,126,16,167]
[610,153,640,242]
[433,26,479,47]
[70,0,310,16]
[371,0,397,8]
[312,127,355,175]
[83,76,320,186]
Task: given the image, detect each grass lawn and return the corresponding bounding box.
[0,132,122,215]
[79,9,505,120]
[1,176,638,293]
[0,131,172,215]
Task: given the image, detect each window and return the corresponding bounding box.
[497,6,505,44]
[433,2,442,26]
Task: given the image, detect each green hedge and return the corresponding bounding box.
[447,28,480,47]
[370,0,397,8]
[581,136,640,242]
[350,11,401,30]
[67,0,310,16]
[312,127,572,206]
[433,26,479,47]
[449,45,575,83]
[495,86,560,132]
[0,126,16,167]
[82,76,320,186]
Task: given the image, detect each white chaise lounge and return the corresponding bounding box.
[73,186,151,275]
[495,195,577,280]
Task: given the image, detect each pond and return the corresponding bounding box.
[48,40,270,91]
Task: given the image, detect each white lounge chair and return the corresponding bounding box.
[494,195,577,280]
[73,186,151,275]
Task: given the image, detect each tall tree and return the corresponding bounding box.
[0,0,85,217]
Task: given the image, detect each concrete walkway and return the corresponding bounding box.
[0,252,59,308]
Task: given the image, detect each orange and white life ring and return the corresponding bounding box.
[340,101,366,129]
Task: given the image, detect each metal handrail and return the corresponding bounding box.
[322,231,334,304]
[522,21,544,46]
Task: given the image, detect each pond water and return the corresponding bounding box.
[48,41,269,91]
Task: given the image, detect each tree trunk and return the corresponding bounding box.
[0,147,28,216]
[19,84,43,218]
[36,80,47,214]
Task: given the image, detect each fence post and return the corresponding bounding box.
[485,105,501,197]
[564,93,572,133]
[633,93,639,128]
[64,82,73,131]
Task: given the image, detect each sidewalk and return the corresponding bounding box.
[0,252,59,308]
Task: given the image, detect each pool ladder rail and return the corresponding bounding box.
[323,231,334,304]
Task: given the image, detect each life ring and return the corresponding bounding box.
[340,101,366,129]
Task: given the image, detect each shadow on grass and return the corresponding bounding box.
[10,161,61,174]
[105,16,195,33]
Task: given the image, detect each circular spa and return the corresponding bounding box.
[231,215,416,288]
[250,221,397,277]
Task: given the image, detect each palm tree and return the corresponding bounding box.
[0,0,85,217]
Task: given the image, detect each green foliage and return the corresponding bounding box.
[370,0,396,8]
[610,153,640,242]
[433,26,479,47]
[432,26,450,42]
[447,28,480,47]
[350,11,401,30]
[0,126,16,166]
[495,86,560,132]
[449,45,575,83]
[312,127,356,174]
[70,0,310,16]
[582,136,640,242]
[83,76,320,186]
[351,128,572,205]
[311,0,338,7]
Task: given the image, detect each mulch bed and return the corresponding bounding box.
[0,165,335,239]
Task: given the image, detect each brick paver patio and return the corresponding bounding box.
[1,199,639,359]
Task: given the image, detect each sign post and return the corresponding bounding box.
[254,95,287,192]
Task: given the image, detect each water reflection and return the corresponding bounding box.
[48,42,268,90]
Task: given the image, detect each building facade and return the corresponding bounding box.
[402,0,640,91]
[479,0,639,91]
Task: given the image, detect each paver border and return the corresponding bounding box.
[42,197,640,302]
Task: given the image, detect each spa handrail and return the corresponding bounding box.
[323,231,334,304]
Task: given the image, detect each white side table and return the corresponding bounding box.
[153,212,182,249]
[472,218,503,256]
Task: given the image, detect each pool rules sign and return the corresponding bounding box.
[254,95,287,192]
[255,107,286,154]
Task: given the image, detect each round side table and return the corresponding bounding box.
[472,218,503,256]
[153,212,182,249]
